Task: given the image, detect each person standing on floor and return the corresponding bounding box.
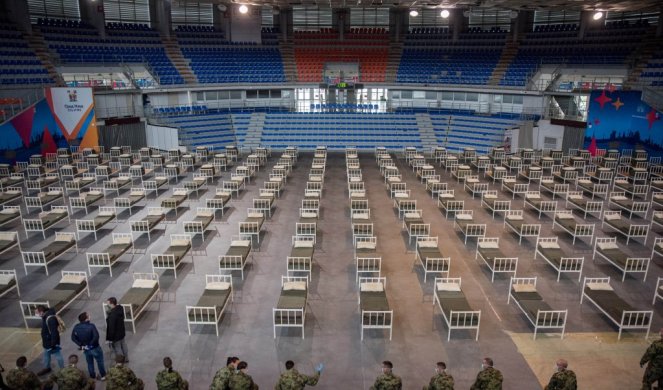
[228,361,258,390]
[5,356,42,390]
[106,355,143,390]
[423,362,454,390]
[36,305,65,376]
[71,312,107,381]
[274,360,323,390]
[105,297,129,362]
[0,362,7,390]
[640,327,663,390]
[46,354,96,390]
[210,356,239,390]
[370,361,402,390]
[544,359,576,390]
[470,357,503,390]
[156,357,189,390]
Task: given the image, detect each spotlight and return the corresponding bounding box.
[592,11,603,20]
[440,9,450,18]
[409,10,419,17]
[239,4,248,14]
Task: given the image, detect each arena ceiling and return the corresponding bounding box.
[205,0,662,12]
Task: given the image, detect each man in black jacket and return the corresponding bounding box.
[36,305,65,376]
[72,312,107,380]
[105,297,129,362]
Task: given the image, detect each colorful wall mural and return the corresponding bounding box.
[0,87,98,164]
[584,88,663,156]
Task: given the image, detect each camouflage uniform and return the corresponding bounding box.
[47,365,95,390]
[423,372,454,390]
[210,365,235,390]
[156,368,189,390]
[106,364,144,390]
[5,367,41,390]
[470,366,503,390]
[370,372,402,390]
[544,369,577,390]
[640,337,663,390]
[274,368,320,390]
[229,370,258,390]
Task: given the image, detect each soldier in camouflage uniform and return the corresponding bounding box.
[106,355,144,390]
[5,356,42,390]
[274,360,323,390]
[156,357,189,390]
[423,362,454,390]
[370,361,402,390]
[544,359,576,390]
[640,327,663,390]
[470,357,503,390]
[228,361,258,390]
[210,356,240,390]
[46,354,96,390]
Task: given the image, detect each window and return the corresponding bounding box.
[229,91,242,99]
[261,6,274,27]
[453,92,466,101]
[218,91,230,100]
[466,93,479,102]
[104,0,151,24]
[468,9,511,31]
[401,90,413,99]
[605,11,660,26]
[493,95,502,103]
[204,91,216,101]
[512,95,523,104]
[425,91,438,100]
[259,90,270,99]
[502,95,513,104]
[271,90,282,98]
[27,0,80,22]
[533,10,581,27]
[544,137,558,149]
[171,1,213,26]
[441,91,453,101]
[293,6,332,30]
[246,90,258,99]
[413,91,425,99]
[350,7,389,28]
[409,8,451,28]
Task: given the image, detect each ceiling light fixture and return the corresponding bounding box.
[440,9,450,18]
[409,10,419,17]
[239,4,248,14]
[592,11,603,20]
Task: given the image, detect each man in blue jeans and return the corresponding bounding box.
[36,305,64,376]
[71,311,107,381]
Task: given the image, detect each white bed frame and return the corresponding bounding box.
[238,208,265,244]
[565,191,603,219]
[21,232,77,275]
[129,207,165,242]
[273,276,308,339]
[113,188,146,216]
[19,270,89,328]
[25,187,64,213]
[186,274,233,337]
[433,277,481,341]
[501,177,529,199]
[503,210,541,245]
[105,272,160,333]
[608,191,649,219]
[654,277,662,305]
[151,234,193,278]
[415,236,450,282]
[465,176,489,198]
[508,277,567,340]
[593,237,650,282]
[0,269,19,298]
[453,210,487,244]
[539,177,569,199]
[523,191,558,219]
[218,235,253,280]
[69,187,105,214]
[75,206,117,241]
[481,191,511,219]
[581,277,653,340]
[475,237,518,282]
[613,178,649,199]
[86,233,134,277]
[287,235,315,281]
[161,188,189,216]
[552,211,596,245]
[183,207,216,241]
[438,195,463,219]
[359,277,393,341]
[535,237,584,282]
[601,211,649,245]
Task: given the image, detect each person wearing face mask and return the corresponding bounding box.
[544,359,576,390]
[423,362,454,390]
[470,357,502,390]
[370,361,402,390]
[228,361,258,390]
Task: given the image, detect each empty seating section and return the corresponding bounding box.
[0,23,52,85]
[640,49,663,86]
[398,29,506,85]
[231,113,252,145]
[40,19,183,85]
[260,112,421,150]
[294,29,389,83]
[501,24,646,86]
[430,112,521,153]
[261,27,280,45]
[175,26,284,84]
[160,111,234,149]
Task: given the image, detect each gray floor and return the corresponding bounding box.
[0,151,661,389]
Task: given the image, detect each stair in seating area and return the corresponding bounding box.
[25,27,65,86]
[280,40,297,83]
[488,41,519,85]
[415,113,437,151]
[623,34,663,88]
[242,112,266,151]
[161,35,197,84]
[385,42,403,83]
